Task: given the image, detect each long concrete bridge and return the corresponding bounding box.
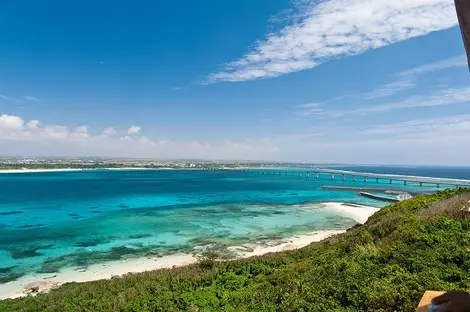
[202,168,470,188]
[313,168,470,187]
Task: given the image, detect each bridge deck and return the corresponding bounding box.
[314,169,470,186]
[204,168,470,187]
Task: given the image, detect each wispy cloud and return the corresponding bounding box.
[357,87,470,114]
[297,94,352,108]
[301,86,470,118]
[296,55,470,117]
[1,93,44,103]
[357,114,470,141]
[0,94,22,103]
[207,0,458,83]
[399,55,468,77]
[296,102,326,117]
[361,55,468,100]
[23,95,41,102]
[361,79,417,100]
[296,95,352,117]
[297,105,345,118]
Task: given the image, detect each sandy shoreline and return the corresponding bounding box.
[0,202,379,300]
[0,168,172,174]
[321,202,380,224]
[0,168,84,173]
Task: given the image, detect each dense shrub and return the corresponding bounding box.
[1,188,469,311]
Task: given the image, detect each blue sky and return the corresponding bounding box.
[1,0,469,165]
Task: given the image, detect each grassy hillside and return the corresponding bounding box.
[1,188,469,312]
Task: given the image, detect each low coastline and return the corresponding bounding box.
[0,168,170,174]
[0,168,85,173]
[0,202,379,300]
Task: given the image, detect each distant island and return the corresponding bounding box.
[1,188,468,311]
[0,156,344,171]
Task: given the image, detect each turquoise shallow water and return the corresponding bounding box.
[0,168,456,283]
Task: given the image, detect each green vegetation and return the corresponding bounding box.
[1,189,469,312]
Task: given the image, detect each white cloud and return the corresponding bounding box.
[71,126,89,140]
[208,0,458,83]
[3,112,470,165]
[0,114,280,161]
[0,114,25,131]
[26,120,40,129]
[75,125,88,133]
[120,135,133,141]
[139,136,153,144]
[40,126,70,140]
[102,127,116,136]
[23,95,41,102]
[128,125,141,134]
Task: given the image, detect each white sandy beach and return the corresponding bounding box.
[0,253,198,300]
[232,229,346,258]
[0,168,84,174]
[0,201,379,300]
[0,167,173,174]
[321,202,380,224]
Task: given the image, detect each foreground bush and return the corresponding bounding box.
[1,188,469,312]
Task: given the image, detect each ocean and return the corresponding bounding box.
[0,166,468,286]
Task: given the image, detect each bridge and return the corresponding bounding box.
[313,168,470,188]
[201,168,470,188]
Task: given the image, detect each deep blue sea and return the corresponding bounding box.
[0,166,468,284]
